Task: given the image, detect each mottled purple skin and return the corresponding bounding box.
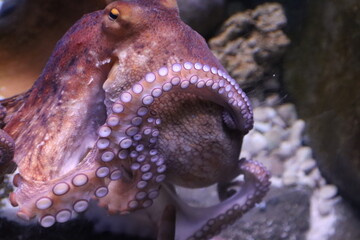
[0,0,270,239]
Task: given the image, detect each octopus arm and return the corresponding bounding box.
[10,149,106,226]
[165,159,270,240]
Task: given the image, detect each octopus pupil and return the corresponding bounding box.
[109,12,118,20]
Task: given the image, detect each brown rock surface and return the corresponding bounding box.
[209,2,290,93]
[283,0,360,207]
[220,186,311,240]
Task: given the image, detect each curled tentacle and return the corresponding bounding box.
[10,149,107,227]
[98,61,254,210]
[169,158,270,240]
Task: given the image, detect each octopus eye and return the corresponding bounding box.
[109,8,120,21]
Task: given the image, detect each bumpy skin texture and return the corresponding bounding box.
[0,103,16,181]
[0,0,270,239]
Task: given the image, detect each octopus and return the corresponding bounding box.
[0,0,270,239]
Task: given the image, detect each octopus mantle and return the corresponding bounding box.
[0,1,270,239]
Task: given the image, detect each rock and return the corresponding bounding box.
[317,199,335,217]
[318,185,338,200]
[242,130,268,155]
[289,119,305,144]
[239,150,252,161]
[329,199,360,240]
[272,115,287,128]
[277,140,296,158]
[253,121,272,133]
[253,106,277,122]
[270,177,283,188]
[251,2,287,32]
[295,146,313,163]
[282,172,297,186]
[252,149,284,177]
[298,175,316,188]
[299,159,317,174]
[209,3,290,96]
[277,103,298,125]
[220,186,311,240]
[265,155,284,177]
[307,190,360,240]
[283,0,360,207]
[308,168,326,186]
[264,125,283,150]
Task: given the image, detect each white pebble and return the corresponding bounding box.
[270,177,283,188]
[253,107,277,122]
[284,157,299,174]
[239,150,252,160]
[277,103,297,125]
[289,119,305,143]
[299,159,317,174]
[242,131,268,155]
[272,116,287,128]
[298,175,316,188]
[308,168,324,184]
[282,172,297,186]
[318,185,338,200]
[317,200,334,216]
[264,126,283,150]
[266,155,285,176]
[253,121,272,133]
[277,141,296,158]
[295,146,313,163]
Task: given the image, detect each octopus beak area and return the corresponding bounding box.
[92,61,254,214]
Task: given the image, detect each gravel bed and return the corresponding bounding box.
[236,93,340,240]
